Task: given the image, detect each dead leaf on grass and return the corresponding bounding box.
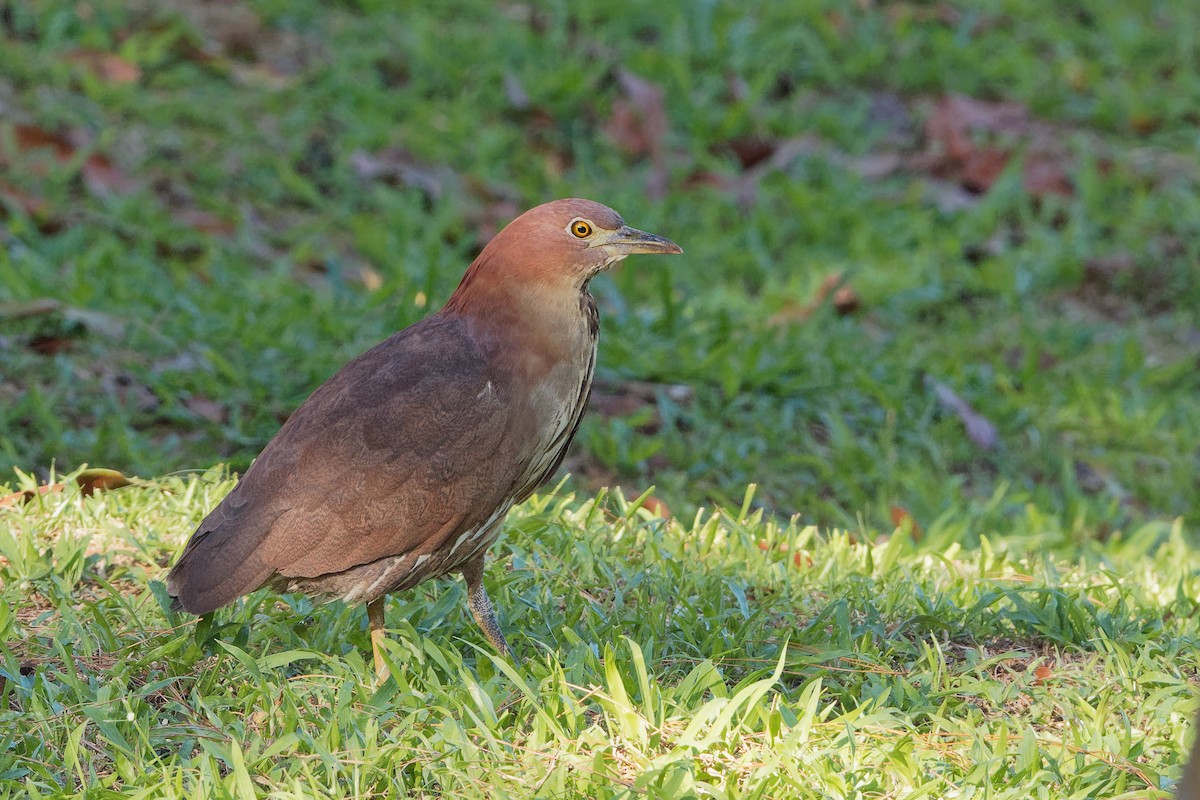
[1,123,139,196]
[889,505,923,537]
[700,135,903,209]
[589,379,694,435]
[173,207,236,236]
[914,94,1072,199]
[0,298,126,340]
[64,48,141,85]
[166,0,317,88]
[76,468,133,495]
[723,135,778,170]
[924,374,999,450]
[185,396,226,424]
[604,69,669,200]
[0,483,64,508]
[640,495,671,519]
[349,147,455,201]
[768,272,861,328]
[0,179,50,218]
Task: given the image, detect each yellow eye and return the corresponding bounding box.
[570,220,593,238]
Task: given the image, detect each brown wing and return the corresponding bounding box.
[166,313,531,614]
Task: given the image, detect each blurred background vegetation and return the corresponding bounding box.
[1,0,1197,538]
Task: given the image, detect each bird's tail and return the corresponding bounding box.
[166,508,280,615]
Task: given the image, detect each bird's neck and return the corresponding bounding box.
[443,270,598,372]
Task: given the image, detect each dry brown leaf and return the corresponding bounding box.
[0,179,50,217]
[0,483,65,508]
[589,379,693,434]
[186,396,227,424]
[768,272,860,327]
[28,335,74,356]
[349,147,454,201]
[889,505,923,537]
[832,285,861,316]
[174,207,236,236]
[64,48,141,84]
[167,0,315,82]
[640,495,671,519]
[3,123,138,196]
[0,298,126,340]
[924,375,999,450]
[723,135,778,170]
[916,94,1072,198]
[76,468,132,496]
[1022,153,1073,197]
[604,69,669,200]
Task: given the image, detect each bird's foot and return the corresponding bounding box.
[462,556,519,665]
[366,596,390,682]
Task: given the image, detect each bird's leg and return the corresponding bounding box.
[366,596,389,681]
[461,555,517,663]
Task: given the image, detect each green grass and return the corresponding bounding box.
[2,472,1198,797]
[2,0,1199,796]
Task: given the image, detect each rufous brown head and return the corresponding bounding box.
[455,199,682,300]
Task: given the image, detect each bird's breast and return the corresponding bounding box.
[508,300,598,495]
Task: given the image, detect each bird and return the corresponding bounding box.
[165,198,682,676]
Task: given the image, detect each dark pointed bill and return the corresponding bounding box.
[603,225,683,255]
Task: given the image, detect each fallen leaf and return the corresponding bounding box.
[1073,460,1132,506]
[914,94,1072,198]
[0,483,64,508]
[28,334,74,356]
[724,72,751,103]
[640,495,671,519]
[768,272,859,327]
[922,178,982,214]
[1033,662,1053,682]
[2,123,138,196]
[168,0,316,85]
[0,298,126,340]
[76,468,132,496]
[604,69,669,200]
[589,379,693,435]
[924,375,999,450]
[1022,153,1073,197]
[889,505,923,537]
[173,207,236,236]
[838,151,904,180]
[723,135,778,170]
[0,179,49,217]
[64,48,141,84]
[832,285,861,316]
[186,396,226,424]
[349,147,454,201]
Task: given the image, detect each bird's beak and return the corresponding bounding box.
[597,225,683,256]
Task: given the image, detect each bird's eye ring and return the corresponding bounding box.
[570,219,593,238]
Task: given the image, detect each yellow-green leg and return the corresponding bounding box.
[366,596,389,681]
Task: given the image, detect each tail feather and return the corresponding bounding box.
[166,503,283,615]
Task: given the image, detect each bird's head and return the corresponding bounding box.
[448,199,682,310]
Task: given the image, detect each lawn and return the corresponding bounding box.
[2,1,1198,797]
